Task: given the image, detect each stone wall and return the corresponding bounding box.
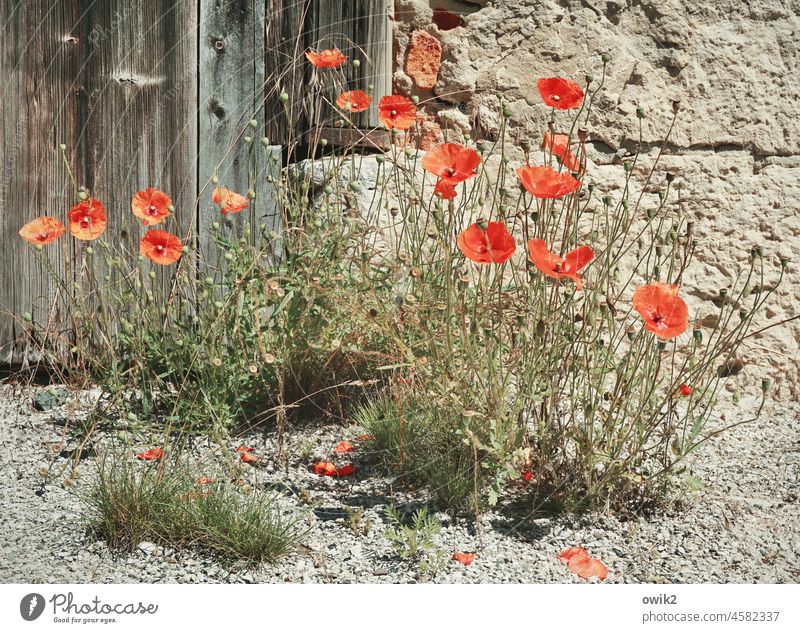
[390,0,800,393]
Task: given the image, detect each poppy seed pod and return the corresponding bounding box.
[59,143,67,151]
[693,329,702,343]
[636,107,645,118]
[601,53,611,63]
[78,190,88,200]
[243,136,252,144]
[248,118,258,129]
[260,136,269,147]
[780,256,789,269]
[761,379,771,392]
[585,74,594,84]
[476,217,489,230]
[738,309,748,321]
[320,138,328,147]
[520,140,531,152]
[602,195,612,206]
[666,172,675,183]
[411,95,419,104]
[279,92,289,102]
[351,59,360,68]
[672,100,681,112]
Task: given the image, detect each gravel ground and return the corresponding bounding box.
[1,383,798,584]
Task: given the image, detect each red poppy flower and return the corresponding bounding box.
[333,441,355,454]
[140,230,182,265]
[452,552,476,566]
[517,165,582,199]
[19,217,66,245]
[68,198,107,240]
[378,95,417,131]
[240,451,259,464]
[522,470,533,482]
[336,90,372,113]
[537,77,585,110]
[543,132,582,173]
[196,476,213,485]
[136,447,163,461]
[212,187,249,216]
[313,461,337,476]
[422,143,480,184]
[528,239,594,291]
[334,463,356,477]
[457,222,516,264]
[632,283,689,340]
[558,546,608,581]
[678,384,693,397]
[305,48,347,68]
[433,179,457,199]
[131,187,172,226]
[236,445,255,455]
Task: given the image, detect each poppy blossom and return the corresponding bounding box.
[457,222,516,264]
[313,461,356,477]
[632,283,689,340]
[212,187,249,216]
[517,165,582,199]
[333,441,355,454]
[355,434,375,442]
[528,239,594,291]
[196,476,213,485]
[452,552,476,566]
[543,132,582,173]
[240,451,259,464]
[422,143,480,184]
[305,48,347,68]
[68,198,107,240]
[678,384,693,397]
[522,470,533,482]
[335,90,372,113]
[558,546,608,581]
[313,461,337,476]
[140,230,182,265]
[334,463,356,477]
[378,95,417,131]
[19,217,65,245]
[537,77,584,110]
[131,187,172,226]
[136,447,163,461]
[433,179,457,199]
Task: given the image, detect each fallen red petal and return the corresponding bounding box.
[136,448,163,461]
[452,552,476,566]
[558,546,608,581]
[333,440,355,454]
[236,445,255,455]
[334,464,356,477]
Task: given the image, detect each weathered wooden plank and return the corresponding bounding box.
[0,0,198,363]
[198,0,280,258]
[263,0,391,148]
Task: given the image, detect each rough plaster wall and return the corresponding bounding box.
[391,0,800,392]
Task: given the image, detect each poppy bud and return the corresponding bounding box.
[224,252,234,261]
[602,195,612,206]
[672,100,681,113]
[148,270,156,280]
[260,136,270,147]
[587,183,594,192]
[411,95,420,104]
[22,312,32,322]
[320,138,328,147]
[656,245,663,257]
[249,118,258,128]
[585,74,594,84]
[761,378,771,392]
[530,211,539,222]
[403,147,413,157]
[732,389,740,404]
[351,59,360,68]
[636,107,645,118]
[623,162,632,172]
[502,107,513,118]
[247,189,256,199]
[658,191,666,201]
[85,247,93,255]
[212,221,220,230]
[476,217,489,230]
[279,92,289,102]
[243,135,252,144]
[693,329,702,343]
[601,52,611,63]
[657,341,667,351]
[668,230,677,242]
[59,143,67,151]
[181,245,189,254]
[755,245,763,257]
[78,190,88,200]
[780,256,789,269]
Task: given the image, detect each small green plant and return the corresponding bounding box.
[384,505,443,565]
[344,506,372,536]
[83,452,301,565]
